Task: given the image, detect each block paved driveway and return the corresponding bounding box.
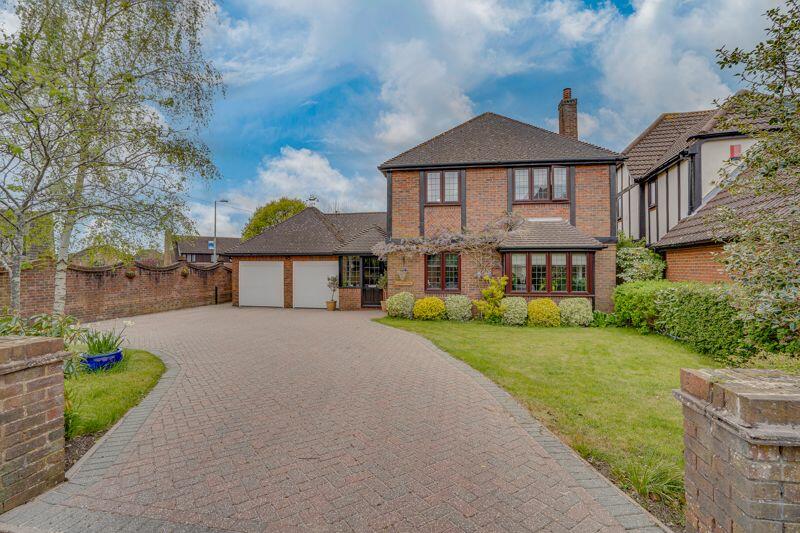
[1,305,664,532]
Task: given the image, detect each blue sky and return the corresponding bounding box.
[191,0,779,236]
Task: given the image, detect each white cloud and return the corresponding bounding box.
[536,0,617,44]
[189,202,242,237]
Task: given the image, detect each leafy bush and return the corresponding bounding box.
[0,311,84,344]
[445,295,473,321]
[413,297,446,320]
[614,280,758,363]
[558,298,593,327]
[613,281,670,331]
[500,297,527,326]
[617,234,666,282]
[473,276,507,324]
[654,283,750,362]
[591,311,617,328]
[386,292,415,318]
[527,298,561,327]
[83,328,125,356]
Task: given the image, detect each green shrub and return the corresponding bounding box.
[613,281,671,331]
[558,298,593,327]
[591,311,617,328]
[386,292,415,318]
[617,233,666,282]
[445,295,473,321]
[413,297,446,320]
[473,276,507,324]
[654,283,750,362]
[527,298,560,327]
[82,328,125,356]
[500,297,527,326]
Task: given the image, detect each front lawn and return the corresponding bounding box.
[65,349,165,438]
[378,318,721,522]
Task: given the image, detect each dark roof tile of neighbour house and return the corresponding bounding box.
[499,219,605,250]
[379,112,620,170]
[653,172,799,249]
[622,109,718,182]
[227,208,387,256]
[176,236,241,255]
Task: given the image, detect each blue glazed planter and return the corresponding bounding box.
[81,348,123,371]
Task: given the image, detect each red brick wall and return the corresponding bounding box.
[0,260,232,322]
[338,287,361,310]
[424,205,460,235]
[665,244,730,283]
[391,170,420,238]
[232,255,339,308]
[0,337,67,512]
[574,165,611,237]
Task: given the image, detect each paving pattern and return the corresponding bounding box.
[0,305,665,532]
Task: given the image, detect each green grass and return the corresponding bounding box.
[65,349,165,438]
[378,318,722,511]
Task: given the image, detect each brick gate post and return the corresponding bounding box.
[0,336,69,513]
[675,368,800,533]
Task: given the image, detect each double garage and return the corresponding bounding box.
[238,259,338,309]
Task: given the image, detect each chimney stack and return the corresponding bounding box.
[558,87,578,139]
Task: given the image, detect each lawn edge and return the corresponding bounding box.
[375,319,672,533]
[66,348,181,482]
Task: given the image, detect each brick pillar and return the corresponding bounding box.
[674,368,800,533]
[0,336,68,513]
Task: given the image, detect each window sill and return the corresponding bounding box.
[509,291,593,297]
[424,202,461,207]
[425,288,461,293]
[512,199,569,205]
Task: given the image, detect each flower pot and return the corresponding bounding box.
[380,301,387,312]
[326,300,336,311]
[81,348,123,371]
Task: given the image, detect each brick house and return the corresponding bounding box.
[614,101,776,282]
[166,235,241,264]
[380,88,622,311]
[227,209,387,310]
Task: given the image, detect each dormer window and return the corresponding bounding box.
[425,170,460,204]
[513,166,569,203]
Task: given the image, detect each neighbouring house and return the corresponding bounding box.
[652,173,799,282]
[380,88,621,311]
[70,245,161,267]
[226,209,387,309]
[166,235,240,264]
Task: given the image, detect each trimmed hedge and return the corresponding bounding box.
[386,292,415,318]
[613,281,751,362]
[528,298,561,327]
[500,297,528,326]
[445,295,473,321]
[558,298,593,327]
[413,297,446,320]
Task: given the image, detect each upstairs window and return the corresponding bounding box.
[648,180,657,208]
[512,166,570,202]
[425,171,461,204]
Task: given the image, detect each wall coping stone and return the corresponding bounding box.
[0,336,66,366]
[674,368,800,446]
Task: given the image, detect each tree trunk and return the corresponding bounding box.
[52,220,73,315]
[8,233,24,313]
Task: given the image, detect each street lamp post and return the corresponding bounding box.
[213,199,229,263]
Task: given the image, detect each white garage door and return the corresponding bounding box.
[293,261,339,309]
[239,261,284,307]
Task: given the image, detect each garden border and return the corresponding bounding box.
[0,349,195,533]
[375,321,671,532]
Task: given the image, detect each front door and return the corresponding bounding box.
[361,256,385,307]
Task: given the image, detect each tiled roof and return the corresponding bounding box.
[654,177,798,249]
[379,112,619,170]
[623,110,717,182]
[176,236,241,255]
[227,208,387,256]
[499,219,605,250]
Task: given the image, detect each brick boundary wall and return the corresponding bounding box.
[674,368,800,533]
[0,260,232,322]
[665,244,730,283]
[0,336,68,513]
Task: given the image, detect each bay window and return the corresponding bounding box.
[505,251,592,294]
[512,166,570,202]
[426,253,460,291]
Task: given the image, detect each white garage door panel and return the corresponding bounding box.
[293,261,339,309]
[239,261,284,307]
